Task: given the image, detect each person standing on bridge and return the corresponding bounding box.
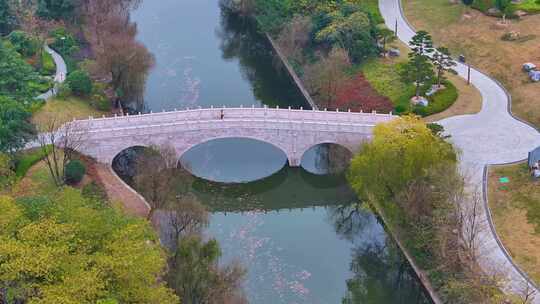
[220,109,224,120]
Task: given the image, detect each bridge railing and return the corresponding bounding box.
[72,107,395,132]
[78,118,386,142]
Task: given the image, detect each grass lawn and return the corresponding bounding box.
[403,0,540,127]
[488,162,540,283]
[361,40,480,118]
[360,42,415,111]
[14,146,51,178]
[515,0,540,13]
[12,160,59,198]
[32,96,107,129]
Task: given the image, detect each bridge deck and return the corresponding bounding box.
[66,107,396,165]
[76,107,394,130]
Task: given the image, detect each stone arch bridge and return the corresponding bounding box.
[70,107,396,166]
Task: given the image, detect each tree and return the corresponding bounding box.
[0,0,16,35]
[348,116,456,204]
[276,15,312,65]
[36,0,76,20]
[0,153,15,191]
[133,145,179,220]
[314,5,379,63]
[0,96,35,154]
[401,31,436,98]
[431,47,456,88]
[0,41,41,102]
[38,117,87,186]
[459,190,487,263]
[166,194,209,244]
[93,14,154,109]
[0,189,179,304]
[67,70,93,96]
[168,235,246,304]
[409,30,434,57]
[495,0,510,23]
[220,0,254,16]
[303,48,351,108]
[7,30,40,57]
[401,52,434,99]
[376,28,396,56]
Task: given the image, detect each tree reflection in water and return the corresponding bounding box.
[329,205,432,304]
[217,3,308,109]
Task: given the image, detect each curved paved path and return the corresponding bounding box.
[380,0,540,300]
[36,44,67,100]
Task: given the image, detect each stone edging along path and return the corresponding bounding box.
[36,44,67,101]
[379,0,540,301]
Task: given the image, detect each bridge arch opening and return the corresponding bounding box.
[111,146,153,184]
[179,137,288,183]
[300,143,353,175]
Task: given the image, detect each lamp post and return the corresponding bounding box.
[60,36,66,53]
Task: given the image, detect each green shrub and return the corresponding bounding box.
[65,160,86,185]
[7,31,40,57]
[28,78,53,93]
[82,181,108,202]
[56,83,72,100]
[357,0,385,24]
[40,51,56,75]
[413,81,458,117]
[0,153,15,190]
[49,27,79,56]
[66,70,92,96]
[15,196,51,221]
[96,97,112,112]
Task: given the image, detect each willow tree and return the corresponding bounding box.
[348,116,456,205]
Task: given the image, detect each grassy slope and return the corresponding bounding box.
[360,42,414,111]
[12,160,58,198]
[489,163,540,283]
[32,96,106,129]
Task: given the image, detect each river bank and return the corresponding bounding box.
[117,0,434,302]
[381,0,540,302]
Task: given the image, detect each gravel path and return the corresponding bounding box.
[379,0,540,301]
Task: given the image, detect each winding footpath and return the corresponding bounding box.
[379,0,540,301]
[36,44,67,100]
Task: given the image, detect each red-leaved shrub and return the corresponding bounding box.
[331,74,394,113]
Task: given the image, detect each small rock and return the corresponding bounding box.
[515,10,527,18]
[411,96,428,107]
[388,48,401,57]
[487,7,501,16]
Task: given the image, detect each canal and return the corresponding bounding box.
[116,0,433,303]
